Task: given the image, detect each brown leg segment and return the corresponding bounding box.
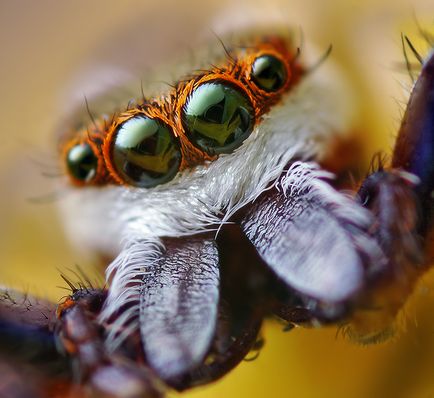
[56,288,164,398]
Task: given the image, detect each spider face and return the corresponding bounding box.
[53,28,434,388]
[55,29,374,385]
[0,22,432,398]
[57,32,355,261]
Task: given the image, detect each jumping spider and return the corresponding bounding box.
[0,27,432,398]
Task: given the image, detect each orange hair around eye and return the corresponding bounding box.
[61,124,112,187]
[62,36,304,187]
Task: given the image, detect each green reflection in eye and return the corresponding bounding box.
[251,55,287,92]
[66,143,98,182]
[183,82,254,155]
[112,116,181,188]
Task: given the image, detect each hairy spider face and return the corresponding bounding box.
[55,29,376,382]
[1,20,432,398]
[51,26,434,392]
[58,32,355,255]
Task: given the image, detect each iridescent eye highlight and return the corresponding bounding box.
[251,54,287,92]
[183,82,254,155]
[66,143,98,183]
[111,116,181,188]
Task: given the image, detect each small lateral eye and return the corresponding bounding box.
[251,54,287,92]
[111,116,181,188]
[66,143,98,183]
[183,82,254,155]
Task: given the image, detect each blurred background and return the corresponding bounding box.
[0,0,434,397]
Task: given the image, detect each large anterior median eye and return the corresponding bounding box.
[251,54,287,92]
[66,143,98,183]
[183,82,254,155]
[112,116,181,188]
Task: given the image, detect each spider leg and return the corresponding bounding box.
[56,288,164,398]
[392,47,434,206]
[0,288,70,397]
[348,48,434,342]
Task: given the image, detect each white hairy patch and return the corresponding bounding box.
[99,238,164,351]
[277,162,370,228]
[57,44,357,342]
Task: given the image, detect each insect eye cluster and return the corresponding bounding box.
[62,40,300,188]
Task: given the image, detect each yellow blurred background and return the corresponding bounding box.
[0,0,434,397]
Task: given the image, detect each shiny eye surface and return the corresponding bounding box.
[66,143,98,182]
[183,82,254,155]
[111,116,181,188]
[251,54,287,92]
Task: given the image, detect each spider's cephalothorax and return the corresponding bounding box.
[0,30,433,398]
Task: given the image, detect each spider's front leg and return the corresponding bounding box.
[348,46,434,341]
[0,288,70,398]
[0,284,165,398]
[56,287,164,397]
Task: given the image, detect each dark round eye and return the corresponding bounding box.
[112,116,181,188]
[251,55,287,92]
[66,143,98,183]
[183,82,254,155]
